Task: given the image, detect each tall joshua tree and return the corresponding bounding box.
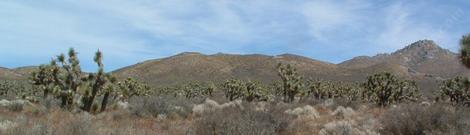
[460,35,470,69]
[81,50,114,112]
[32,48,116,113]
[277,63,303,103]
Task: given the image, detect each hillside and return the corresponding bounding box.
[113,40,469,93]
[2,40,468,93]
[113,52,345,86]
[0,67,25,80]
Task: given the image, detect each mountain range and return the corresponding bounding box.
[1,40,468,94]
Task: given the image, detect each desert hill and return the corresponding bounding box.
[113,40,469,94]
[2,40,468,94]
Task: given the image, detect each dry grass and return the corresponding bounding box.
[380,103,470,135]
[0,96,469,135]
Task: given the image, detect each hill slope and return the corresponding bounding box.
[114,40,469,93]
[113,52,344,86]
[2,40,468,94]
[0,67,25,80]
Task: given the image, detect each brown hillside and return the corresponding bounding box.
[113,40,470,94]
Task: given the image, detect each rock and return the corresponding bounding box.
[285,105,320,119]
[332,106,356,119]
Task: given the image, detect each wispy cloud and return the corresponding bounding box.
[0,0,468,71]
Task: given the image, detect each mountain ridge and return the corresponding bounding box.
[1,40,468,94]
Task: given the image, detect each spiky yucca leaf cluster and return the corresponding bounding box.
[460,35,470,69]
[223,79,269,102]
[440,76,470,106]
[363,72,420,106]
[277,63,303,103]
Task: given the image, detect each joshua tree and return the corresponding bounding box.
[440,76,470,106]
[460,34,470,68]
[277,63,303,103]
[223,79,268,102]
[81,50,116,112]
[223,79,246,101]
[31,48,118,113]
[52,48,83,109]
[117,77,151,101]
[363,72,420,106]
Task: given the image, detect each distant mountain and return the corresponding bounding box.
[2,40,469,95]
[340,40,468,78]
[0,67,25,80]
[112,40,469,95]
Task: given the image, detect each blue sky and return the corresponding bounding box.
[0,0,469,72]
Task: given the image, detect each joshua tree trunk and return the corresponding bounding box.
[100,92,110,112]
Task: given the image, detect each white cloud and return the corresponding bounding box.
[373,2,460,52]
[0,0,468,70]
[300,0,370,41]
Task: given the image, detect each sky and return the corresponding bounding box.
[0,0,469,72]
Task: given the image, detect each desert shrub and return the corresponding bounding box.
[439,76,470,106]
[362,72,420,106]
[61,115,92,135]
[192,103,288,135]
[38,97,61,111]
[5,122,51,135]
[128,96,194,118]
[380,103,470,135]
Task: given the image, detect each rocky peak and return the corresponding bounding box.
[393,40,443,55]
